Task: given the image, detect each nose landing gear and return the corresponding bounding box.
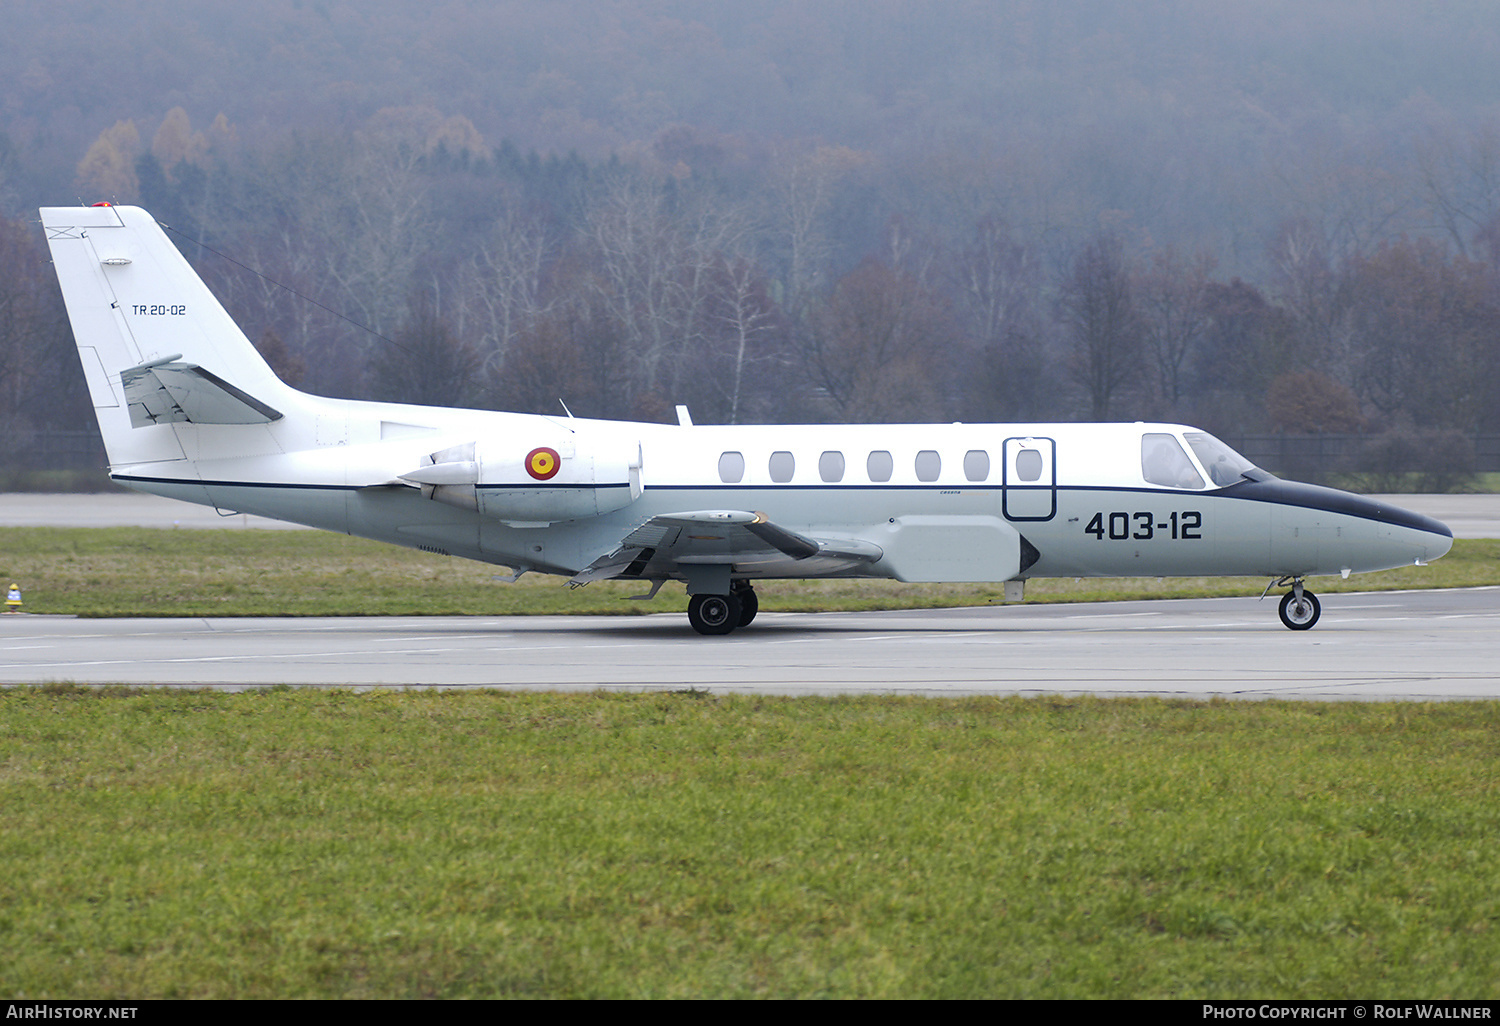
[1273,577,1321,630]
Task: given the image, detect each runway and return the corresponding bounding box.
[3,587,1497,700]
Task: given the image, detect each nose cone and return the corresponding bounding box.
[1429,530,1456,562]
[1348,492,1454,563]
[1225,477,1455,573]
[1293,483,1454,569]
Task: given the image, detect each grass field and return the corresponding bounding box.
[0,528,1495,618]
[2,688,1498,999]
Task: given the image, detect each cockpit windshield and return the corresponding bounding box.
[1184,432,1257,487]
[1142,431,1259,489]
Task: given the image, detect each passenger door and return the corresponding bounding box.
[1002,436,1056,521]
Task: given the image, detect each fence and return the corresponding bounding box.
[3,429,108,471]
[1222,433,1500,479]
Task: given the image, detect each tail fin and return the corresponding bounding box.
[41,205,296,470]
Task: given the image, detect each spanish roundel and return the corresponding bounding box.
[526,446,561,480]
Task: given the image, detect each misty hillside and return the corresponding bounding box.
[8,1,1500,246]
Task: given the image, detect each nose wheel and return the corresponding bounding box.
[1277,583,1321,630]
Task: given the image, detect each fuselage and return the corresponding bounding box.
[112,403,1453,586]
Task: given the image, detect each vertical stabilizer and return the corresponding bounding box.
[41,205,296,470]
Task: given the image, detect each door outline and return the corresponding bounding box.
[1002,436,1056,521]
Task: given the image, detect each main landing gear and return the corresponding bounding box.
[1275,577,1321,631]
[687,582,759,636]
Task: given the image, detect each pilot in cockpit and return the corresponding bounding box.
[1142,433,1205,490]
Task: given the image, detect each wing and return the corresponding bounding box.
[568,510,883,586]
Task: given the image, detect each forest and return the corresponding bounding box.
[3,1,1499,482]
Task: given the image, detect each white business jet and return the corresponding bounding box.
[41,205,1452,634]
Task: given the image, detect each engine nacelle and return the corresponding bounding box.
[401,427,642,526]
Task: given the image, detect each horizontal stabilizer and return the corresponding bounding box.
[121,358,283,428]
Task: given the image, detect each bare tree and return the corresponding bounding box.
[1346,238,1496,432]
[711,253,781,423]
[1134,248,1215,416]
[1266,216,1355,382]
[462,202,556,384]
[1416,119,1500,259]
[802,259,953,423]
[1058,234,1141,420]
[766,144,866,318]
[0,217,90,434]
[582,173,752,414]
[325,138,433,341]
[943,214,1048,421]
[369,289,480,408]
[1197,278,1299,434]
[197,134,433,399]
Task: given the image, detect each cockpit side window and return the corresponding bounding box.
[1184,432,1256,488]
[1142,433,1205,490]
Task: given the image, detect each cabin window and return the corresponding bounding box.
[867,450,893,482]
[819,450,845,482]
[769,450,795,483]
[1141,433,1204,489]
[963,449,990,482]
[1014,448,1043,482]
[718,451,745,484]
[915,450,941,482]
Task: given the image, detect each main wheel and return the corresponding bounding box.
[733,584,758,627]
[1278,589,1321,630]
[688,593,742,636]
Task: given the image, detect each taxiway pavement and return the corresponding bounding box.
[3,587,1496,700]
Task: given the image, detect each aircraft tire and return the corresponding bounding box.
[734,585,758,627]
[1278,590,1321,630]
[688,593,742,636]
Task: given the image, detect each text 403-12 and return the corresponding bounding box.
[1085,511,1202,541]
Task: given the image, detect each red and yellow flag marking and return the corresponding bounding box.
[526,446,561,480]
